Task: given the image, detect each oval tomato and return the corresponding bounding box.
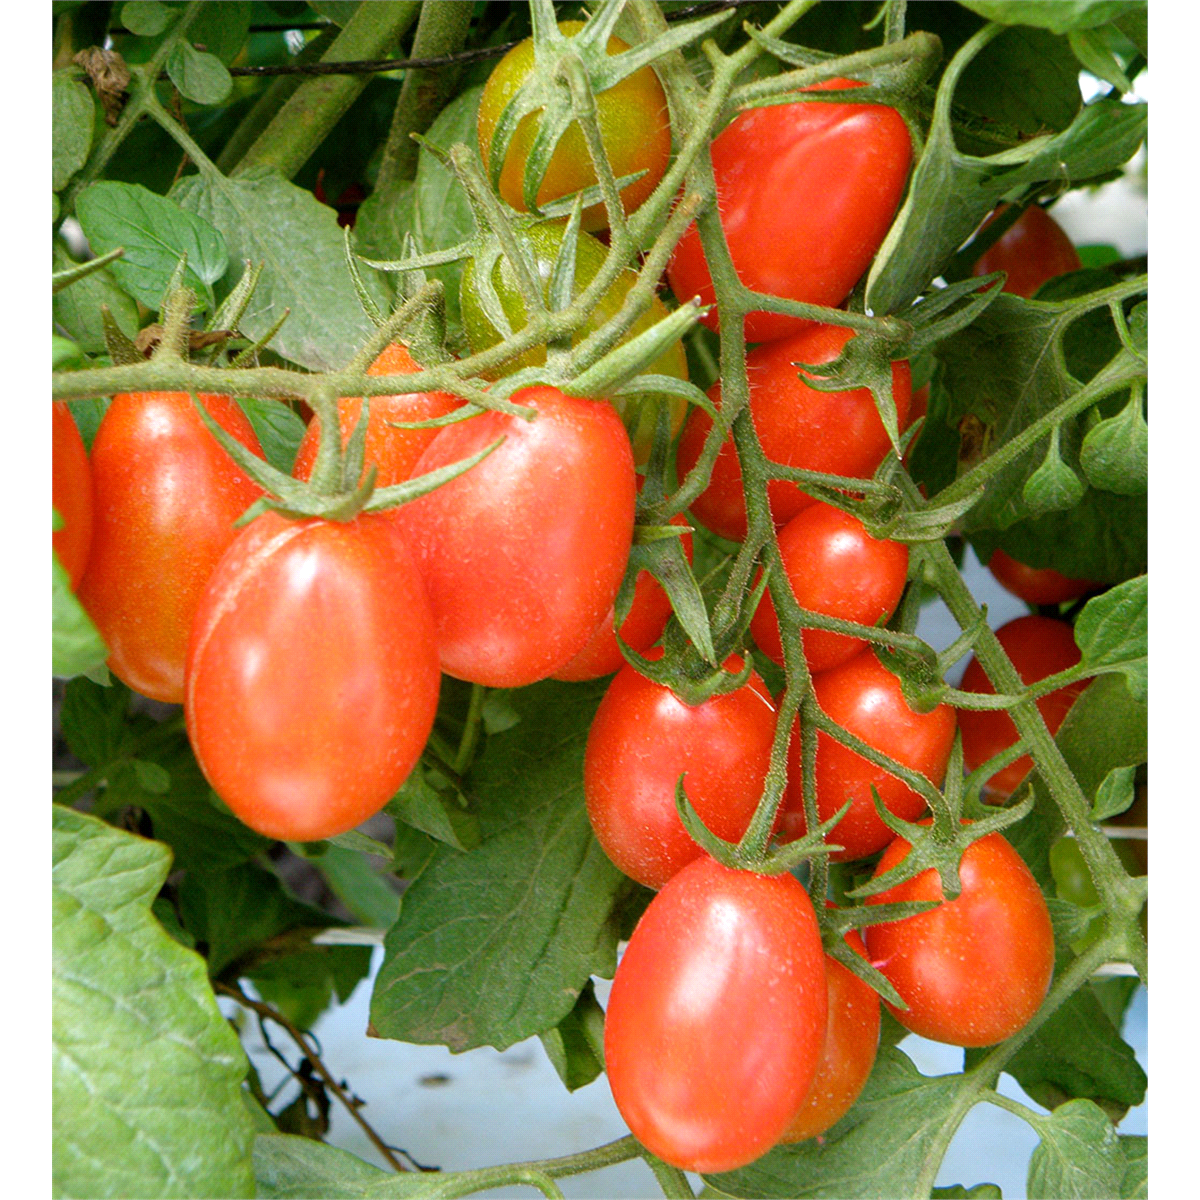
[986,548,1096,608]
[77,392,264,704]
[477,20,671,232]
[185,510,440,842]
[292,342,462,486]
[751,501,909,673]
[675,324,911,542]
[52,401,93,589]
[460,221,687,463]
[864,825,1055,1047]
[584,651,777,889]
[957,614,1088,798]
[971,204,1082,299]
[395,386,636,688]
[780,924,880,1144]
[604,855,827,1172]
[783,649,956,861]
[667,79,911,344]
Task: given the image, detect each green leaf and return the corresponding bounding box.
[76,181,230,312]
[53,241,139,355]
[53,552,108,678]
[305,843,401,928]
[539,980,605,1092]
[957,1,1140,35]
[931,1187,1003,1199]
[308,1,363,28]
[60,675,137,768]
[370,680,628,1052]
[481,689,522,734]
[190,1,251,63]
[1079,392,1147,494]
[238,396,308,475]
[1091,765,1136,822]
[1022,428,1086,517]
[166,40,233,105]
[387,766,480,852]
[52,71,95,192]
[53,807,256,1199]
[1117,1135,1147,1199]
[1026,1099,1124,1199]
[1074,576,1147,701]
[120,1,173,36]
[172,168,388,371]
[252,1132,444,1199]
[1068,27,1133,93]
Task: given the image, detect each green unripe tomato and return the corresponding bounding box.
[460,221,688,464]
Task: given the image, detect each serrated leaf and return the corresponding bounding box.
[59,675,136,768]
[166,40,233,105]
[237,396,308,475]
[252,1133,444,1199]
[53,807,256,1199]
[173,169,387,370]
[1117,1135,1147,1199]
[53,71,95,192]
[387,766,480,852]
[1074,575,1146,701]
[1027,1099,1123,1199]
[1079,393,1147,494]
[76,181,229,313]
[957,1,1138,35]
[370,680,627,1052]
[53,552,108,678]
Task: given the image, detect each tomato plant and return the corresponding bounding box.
[750,501,910,672]
[864,826,1056,1047]
[477,20,671,232]
[395,385,636,688]
[957,614,1089,797]
[783,649,957,861]
[604,855,827,1172]
[52,401,93,589]
[584,651,776,889]
[971,204,1083,298]
[76,392,264,704]
[185,510,440,841]
[676,323,912,541]
[666,79,912,344]
[986,548,1097,607]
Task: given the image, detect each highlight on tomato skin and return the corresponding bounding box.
[603,855,828,1174]
[863,825,1055,1048]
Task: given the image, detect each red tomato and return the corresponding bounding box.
[986,549,1096,607]
[52,401,93,589]
[667,80,911,344]
[675,324,911,542]
[783,649,956,861]
[477,20,671,232]
[77,392,264,703]
[292,343,462,486]
[957,614,1088,798]
[971,204,1082,299]
[780,924,881,1143]
[750,501,909,673]
[604,856,827,1172]
[185,510,440,842]
[584,651,777,889]
[395,386,636,688]
[864,825,1055,1047]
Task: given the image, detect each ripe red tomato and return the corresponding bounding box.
[185,510,440,842]
[584,651,777,889]
[477,20,671,232]
[783,649,956,861]
[971,204,1082,299]
[52,401,93,589]
[77,392,264,704]
[292,343,462,486]
[604,855,827,1172]
[986,549,1096,607]
[675,324,911,542]
[395,386,635,688]
[957,614,1088,798]
[780,924,880,1144]
[863,825,1055,1047]
[667,79,911,344]
[750,501,909,673]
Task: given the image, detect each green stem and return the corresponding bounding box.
[233,1,422,181]
[642,1152,695,1199]
[453,684,487,776]
[53,713,187,809]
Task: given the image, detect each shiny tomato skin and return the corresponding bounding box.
[477,21,671,232]
[185,510,440,842]
[972,204,1082,299]
[676,324,911,542]
[751,501,909,673]
[604,855,828,1172]
[396,386,636,688]
[780,926,881,1144]
[77,392,264,704]
[957,615,1088,798]
[864,826,1055,1047]
[52,401,94,589]
[986,549,1096,608]
[667,79,911,344]
[292,343,462,486]
[584,651,777,889]
[783,649,957,861]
